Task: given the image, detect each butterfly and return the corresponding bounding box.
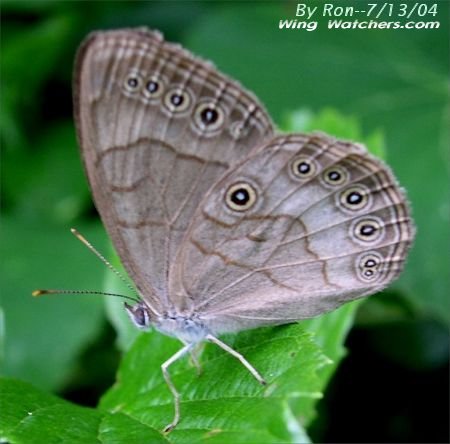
[42,27,415,432]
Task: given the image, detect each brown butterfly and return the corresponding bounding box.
[37,28,415,432]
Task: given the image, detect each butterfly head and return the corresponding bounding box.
[124,301,209,343]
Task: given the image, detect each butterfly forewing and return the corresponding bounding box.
[74,29,275,312]
[174,133,414,333]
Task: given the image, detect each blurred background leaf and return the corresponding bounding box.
[1,219,106,391]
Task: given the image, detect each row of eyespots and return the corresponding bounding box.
[123,71,233,137]
[224,167,385,249]
[288,156,384,247]
[223,187,388,283]
[225,155,369,216]
[222,185,388,282]
[290,156,351,188]
[224,182,385,245]
[356,251,386,282]
[289,155,351,185]
[223,184,389,283]
[289,155,374,215]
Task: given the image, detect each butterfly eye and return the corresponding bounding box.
[321,165,349,186]
[351,217,385,245]
[124,302,151,330]
[123,72,143,92]
[225,182,257,212]
[290,156,317,179]
[163,87,192,113]
[339,184,371,212]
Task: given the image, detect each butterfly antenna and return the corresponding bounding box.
[70,228,139,297]
[32,289,140,304]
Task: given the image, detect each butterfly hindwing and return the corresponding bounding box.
[173,133,414,333]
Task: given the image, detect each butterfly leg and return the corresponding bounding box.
[162,343,194,433]
[206,334,267,385]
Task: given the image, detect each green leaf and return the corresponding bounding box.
[282,108,386,159]
[1,322,330,444]
[0,377,100,443]
[0,377,168,444]
[98,412,169,444]
[100,324,328,443]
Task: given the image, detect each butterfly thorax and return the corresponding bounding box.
[156,315,209,344]
[125,301,209,344]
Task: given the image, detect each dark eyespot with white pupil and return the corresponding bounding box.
[352,217,384,245]
[170,93,184,107]
[146,80,159,93]
[164,87,192,113]
[339,185,371,212]
[225,182,257,212]
[143,76,165,99]
[291,156,317,179]
[356,251,384,282]
[328,171,341,181]
[124,74,142,92]
[193,102,225,134]
[322,165,348,187]
[346,191,364,205]
[360,224,377,237]
[365,258,377,267]
[201,107,219,125]
[233,189,249,204]
[127,77,139,88]
[297,162,311,174]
